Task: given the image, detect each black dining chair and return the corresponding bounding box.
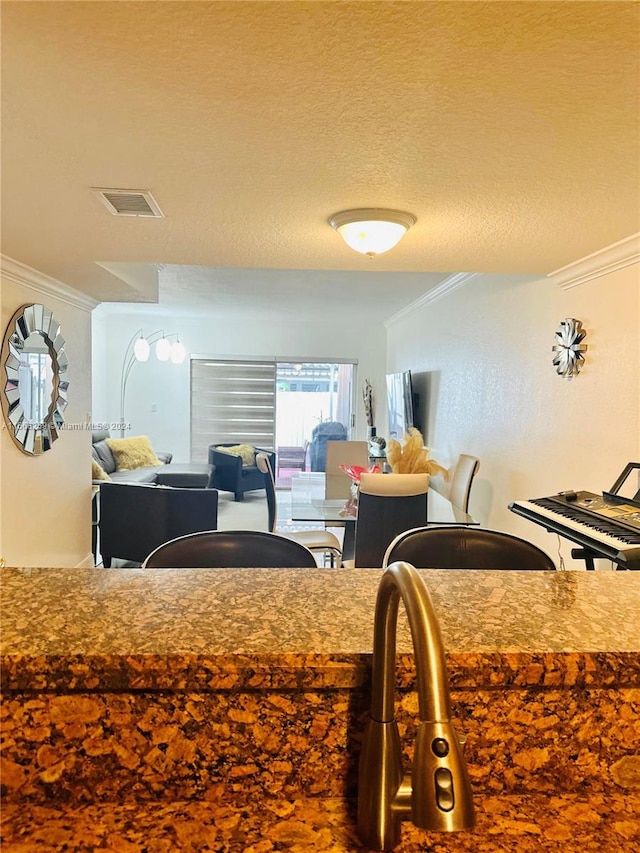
[142,529,318,568]
[382,525,556,570]
[344,473,430,568]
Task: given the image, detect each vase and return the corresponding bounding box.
[340,482,359,518]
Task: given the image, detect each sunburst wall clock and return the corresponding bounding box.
[552,318,588,378]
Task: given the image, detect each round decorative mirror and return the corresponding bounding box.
[1,303,69,455]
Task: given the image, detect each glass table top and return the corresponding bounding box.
[289,472,476,525]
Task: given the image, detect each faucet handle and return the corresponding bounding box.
[412,721,475,834]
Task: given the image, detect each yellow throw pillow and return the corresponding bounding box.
[216,444,256,467]
[92,458,111,481]
[106,435,163,471]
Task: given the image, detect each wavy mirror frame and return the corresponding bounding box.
[1,303,69,455]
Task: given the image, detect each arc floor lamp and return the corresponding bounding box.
[119,329,186,437]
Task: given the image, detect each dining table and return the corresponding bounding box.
[289,472,477,563]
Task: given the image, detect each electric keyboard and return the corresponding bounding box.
[509,490,640,569]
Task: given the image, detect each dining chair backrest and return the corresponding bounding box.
[353,473,429,567]
[383,525,556,570]
[325,440,370,499]
[256,452,278,532]
[142,529,318,568]
[448,454,480,513]
[359,473,430,497]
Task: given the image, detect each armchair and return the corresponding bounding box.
[208,443,276,501]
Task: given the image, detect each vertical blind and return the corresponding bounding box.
[190,358,276,462]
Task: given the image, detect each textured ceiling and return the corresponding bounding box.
[1,1,639,310]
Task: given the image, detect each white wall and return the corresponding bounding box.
[385,248,640,569]
[90,309,109,424]
[92,306,387,462]
[1,261,95,567]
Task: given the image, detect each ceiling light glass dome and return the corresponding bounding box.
[329,208,416,257]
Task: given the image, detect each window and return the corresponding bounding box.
[190,357,357,484]
[191,359,276,461]
[274,361,356,485]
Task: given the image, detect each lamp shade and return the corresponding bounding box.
[133,336,150,362]
[155,336,171,361]
[329,209,416,257]
[170,340,186,364]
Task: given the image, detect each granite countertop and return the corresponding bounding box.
[3,793,639,852]
[2,567,640,851]
[2,567,639,691]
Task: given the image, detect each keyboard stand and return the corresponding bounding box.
[570,547,597,571]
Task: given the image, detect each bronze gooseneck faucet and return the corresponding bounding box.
[357,562,475,851]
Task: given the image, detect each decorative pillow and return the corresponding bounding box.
[92,458,111,481]
[106,435,164,471]
[216,444,256,467]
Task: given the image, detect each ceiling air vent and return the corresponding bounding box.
[92,188,164,218]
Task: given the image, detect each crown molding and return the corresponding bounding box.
[385,272,478,327]
[548,233,640,291]
[0,255,98,311]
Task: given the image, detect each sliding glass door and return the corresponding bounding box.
[190,357,357,485]
[274,361,355,486]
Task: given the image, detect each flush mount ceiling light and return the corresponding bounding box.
[329,208,416,258]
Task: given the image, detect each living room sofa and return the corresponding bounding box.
[92,430,214,487]
[98,481,219,567]
[208,443,276,501]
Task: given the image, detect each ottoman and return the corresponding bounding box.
[155,463,215,489]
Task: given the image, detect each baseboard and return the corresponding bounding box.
[76,553,96,568]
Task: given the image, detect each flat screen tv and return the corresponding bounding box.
[386,370,415,440]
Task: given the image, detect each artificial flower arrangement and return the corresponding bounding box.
[338,463,381,483]
[335,429,446,516]
[385,428,448,479]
